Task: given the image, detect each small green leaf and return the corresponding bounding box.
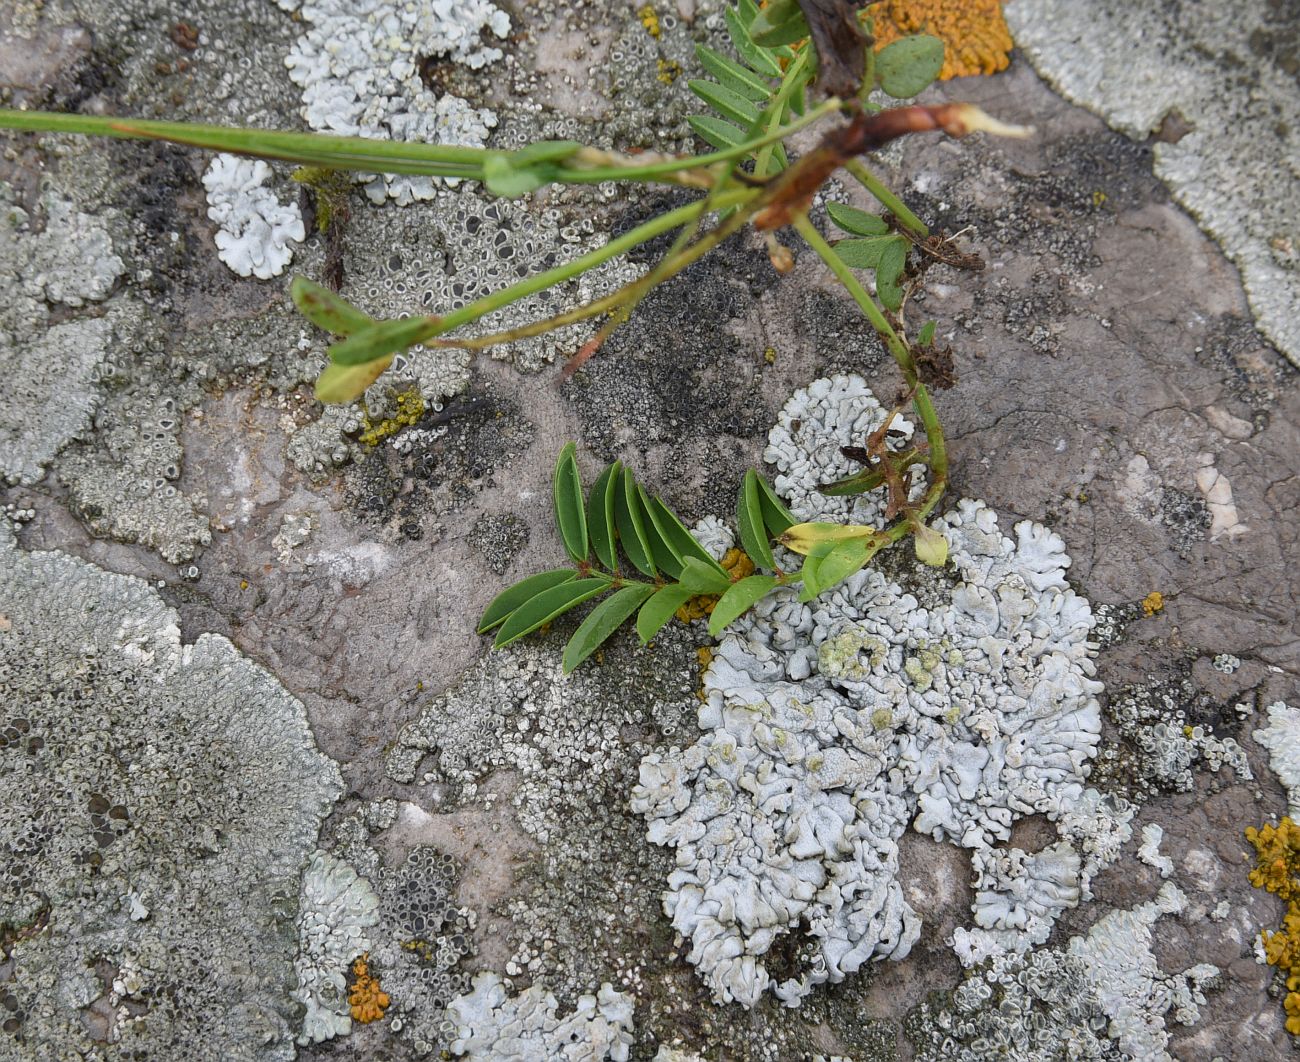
[636,584,696,643]
[688,114,748,150]
[876,238,908,310]
[754,475,796,536]
[644,494,729,579]
[917,319,937,346]
[482,152,553,198]
[313,355,394,404]
[554,443,588,564]
[913,523,949,567]
[709,575,778,636]
[876,35,945,100]
[478,569,577,633]
[562,583,657,674]
[724,7,782,77]
[614,468,657,577]
[493,578,611,648]
[688,80,761,127]
[799,538,873,601]
[587,461,620,571]
[327,315,442,366]
[636,485,684,580]
[677,557,733,595]
[695,45,774,102]
[736,0,761,26]
[834,234,902,270]
[291,276,374,335]
[826,202,890,237]
[737,471,776,571]
[780,521,876,556]
[749,0,810,46]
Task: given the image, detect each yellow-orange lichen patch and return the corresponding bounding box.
[675,549,757,623]
[347,953,389,1025]
[1246,817,1300,1034]
[1141,590,1164,617]
[868,0,1013,80]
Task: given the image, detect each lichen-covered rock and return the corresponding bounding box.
[0,518,341,1059]
[293,850,381,1044]
[1254,702,1300,818]
[202,154,305,279]
[447,972,635,1061]
[632,377,1104,1007]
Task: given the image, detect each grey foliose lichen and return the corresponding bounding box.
[631,376,1104,1008]
[275,0,509,204]
[202,154,305,279]
[913,883,1217,1061]
[0,185,125,486]
[1254,701,1300,818]
[1004,0,1300,365]
[447,973,635,1061]
[0,518,342,1060]
[293,850,381,1044]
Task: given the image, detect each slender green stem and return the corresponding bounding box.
[754,49,812,179]
[843,158,929,239]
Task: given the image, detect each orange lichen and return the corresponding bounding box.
[1141,590,1164,617]
[1246,818,1300,1035]
[638,3,660,38]
[867,0,1013,80]
[675,549,757,622]
[347,953,389,1025]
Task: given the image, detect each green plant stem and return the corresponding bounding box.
[753,48,812,178]
[792,212,948,489]
[843,158,929,239]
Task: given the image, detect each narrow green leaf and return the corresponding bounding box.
[327,315,442,366]
[736,0,761,26]
[478,569,576,633]
[493,578,611,648]
[554,443,588,563]
[709,575,778,636]
[562,583,657,673]
[876,35,945,100]
[614,468,657,577]
[753,478,795,539]
[917,320,937,346]
[876,238,908,310]
[677,557,733,595]
[291,276,374,336]
[636,584,696,643]
[688,80,761,127]
[737,471,776,571]
[588,462,620,571]
[826,202,890,237]
[645,494,729,578]
[749,0,810,47]
[695,45,774,102]
[688,114,747,150]
[636,485,684,580]
[834,235,900,270]
[799,538,872,602]
[724,7,782,77]
[314,355,394,404]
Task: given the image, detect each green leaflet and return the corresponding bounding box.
[314,355,394,404]
[562,583,657,674]
[637,484,684,580]
[636,584,696,644]
[834,234,904,269]
[799,537,873,602]
[875,35,945,100]
[695,45,774,102]
[876,238,907,310]
[493,578,611,648]
[748,0,809,46]
[687,80,761,127]
[737,470,775,571]
[614,468,657,577]
[724,7,783,77]
[688,114,748,150]
[553,443,588,563]
[644,493,729,579]
[478,569,577,633]
[917,319,937,346]
[709,575,778,636]
[290,277,374,335]
[826,202,890,237]
[754,474,795,535]
[588,461,620,570]
[677,557,734,595]
[327,315,442,366]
